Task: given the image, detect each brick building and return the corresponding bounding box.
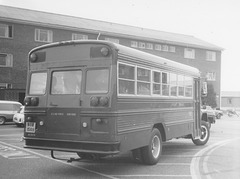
[0,5,223,105]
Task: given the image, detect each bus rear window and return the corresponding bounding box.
[86,69,109,93]
[51,70,82,95]
[29,72,47,95]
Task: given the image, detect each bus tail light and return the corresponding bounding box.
[24,97,31,106]
[99,96,109,106]
[90,96,99,106]
[90,96,109,107]
[24,96,39,106]
[31,97,39,106]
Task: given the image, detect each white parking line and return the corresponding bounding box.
[113,174,191,178]
[0,141,118,179]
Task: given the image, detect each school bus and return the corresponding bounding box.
[23,40,209,165]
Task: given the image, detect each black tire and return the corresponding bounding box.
[216,114,221,119]
[141,128,162,165]
[0,117,6,125]
[192,121,210,145]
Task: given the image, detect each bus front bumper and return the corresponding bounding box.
[24,137,120,155]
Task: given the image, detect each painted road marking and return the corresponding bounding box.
[190,138,240,179]
[0,142,40,160]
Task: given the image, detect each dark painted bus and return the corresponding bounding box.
[23,40,209,165]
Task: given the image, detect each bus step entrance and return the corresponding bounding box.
[50,150,82,163]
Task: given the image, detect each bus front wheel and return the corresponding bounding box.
[141,128,162,165]
[192,121,210,145]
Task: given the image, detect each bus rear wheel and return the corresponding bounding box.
[141,128,162,165]
[192,121,210,145]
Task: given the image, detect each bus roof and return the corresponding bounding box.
[30,40,200,77]
[113,42,200,76]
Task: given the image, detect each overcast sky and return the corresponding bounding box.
[1,0,240,91]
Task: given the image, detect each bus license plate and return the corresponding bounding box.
[26,122,36,133]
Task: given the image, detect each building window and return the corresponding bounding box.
[138,42,145,49]
[206,51,216,61]
[184,48,195,59]
[131,41,138,48]
[162,45,168,52]
[0,24,13,38]
[72,33,88,40]
[0,53,13,67]
[105,37,119,44]
[155,44,161,51]
[169,46,176,52]
[35,29,53,43]
[146,43,153,50]
[206,72,216,81]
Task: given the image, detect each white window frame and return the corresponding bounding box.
[162,45,168,52]
[206,51,216,61]
[0,53,13,67]
[206,72,216,81]
[152,70,161,95]
[138,42,145,49]
[184,48,195,59]
[155,44,161,51]
[137,66,151,95]
[0,24,13,38]
[72,33,88,40]
[105,37,119,44]
[131,41,138,48]
[169,46,176,52]
[146,43,153,50]
[35,29,53,43]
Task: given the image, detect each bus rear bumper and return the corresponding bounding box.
[23,137,120,155]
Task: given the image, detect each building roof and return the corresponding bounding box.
[0,5,223,51]
[221,91,240,97]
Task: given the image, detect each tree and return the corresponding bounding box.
[202,83,217,108]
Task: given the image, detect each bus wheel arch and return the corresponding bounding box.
[192,121,210,145]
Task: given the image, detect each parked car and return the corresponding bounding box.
[0,100,22,125]
[13,106,25,127]
[201,106,216,128]
[215,108,223,119]
[203,105,223,119]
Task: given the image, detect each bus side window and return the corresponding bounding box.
[162,72,169,96]
[118,63,135,95]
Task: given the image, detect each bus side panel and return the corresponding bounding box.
[116,97,194,151]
